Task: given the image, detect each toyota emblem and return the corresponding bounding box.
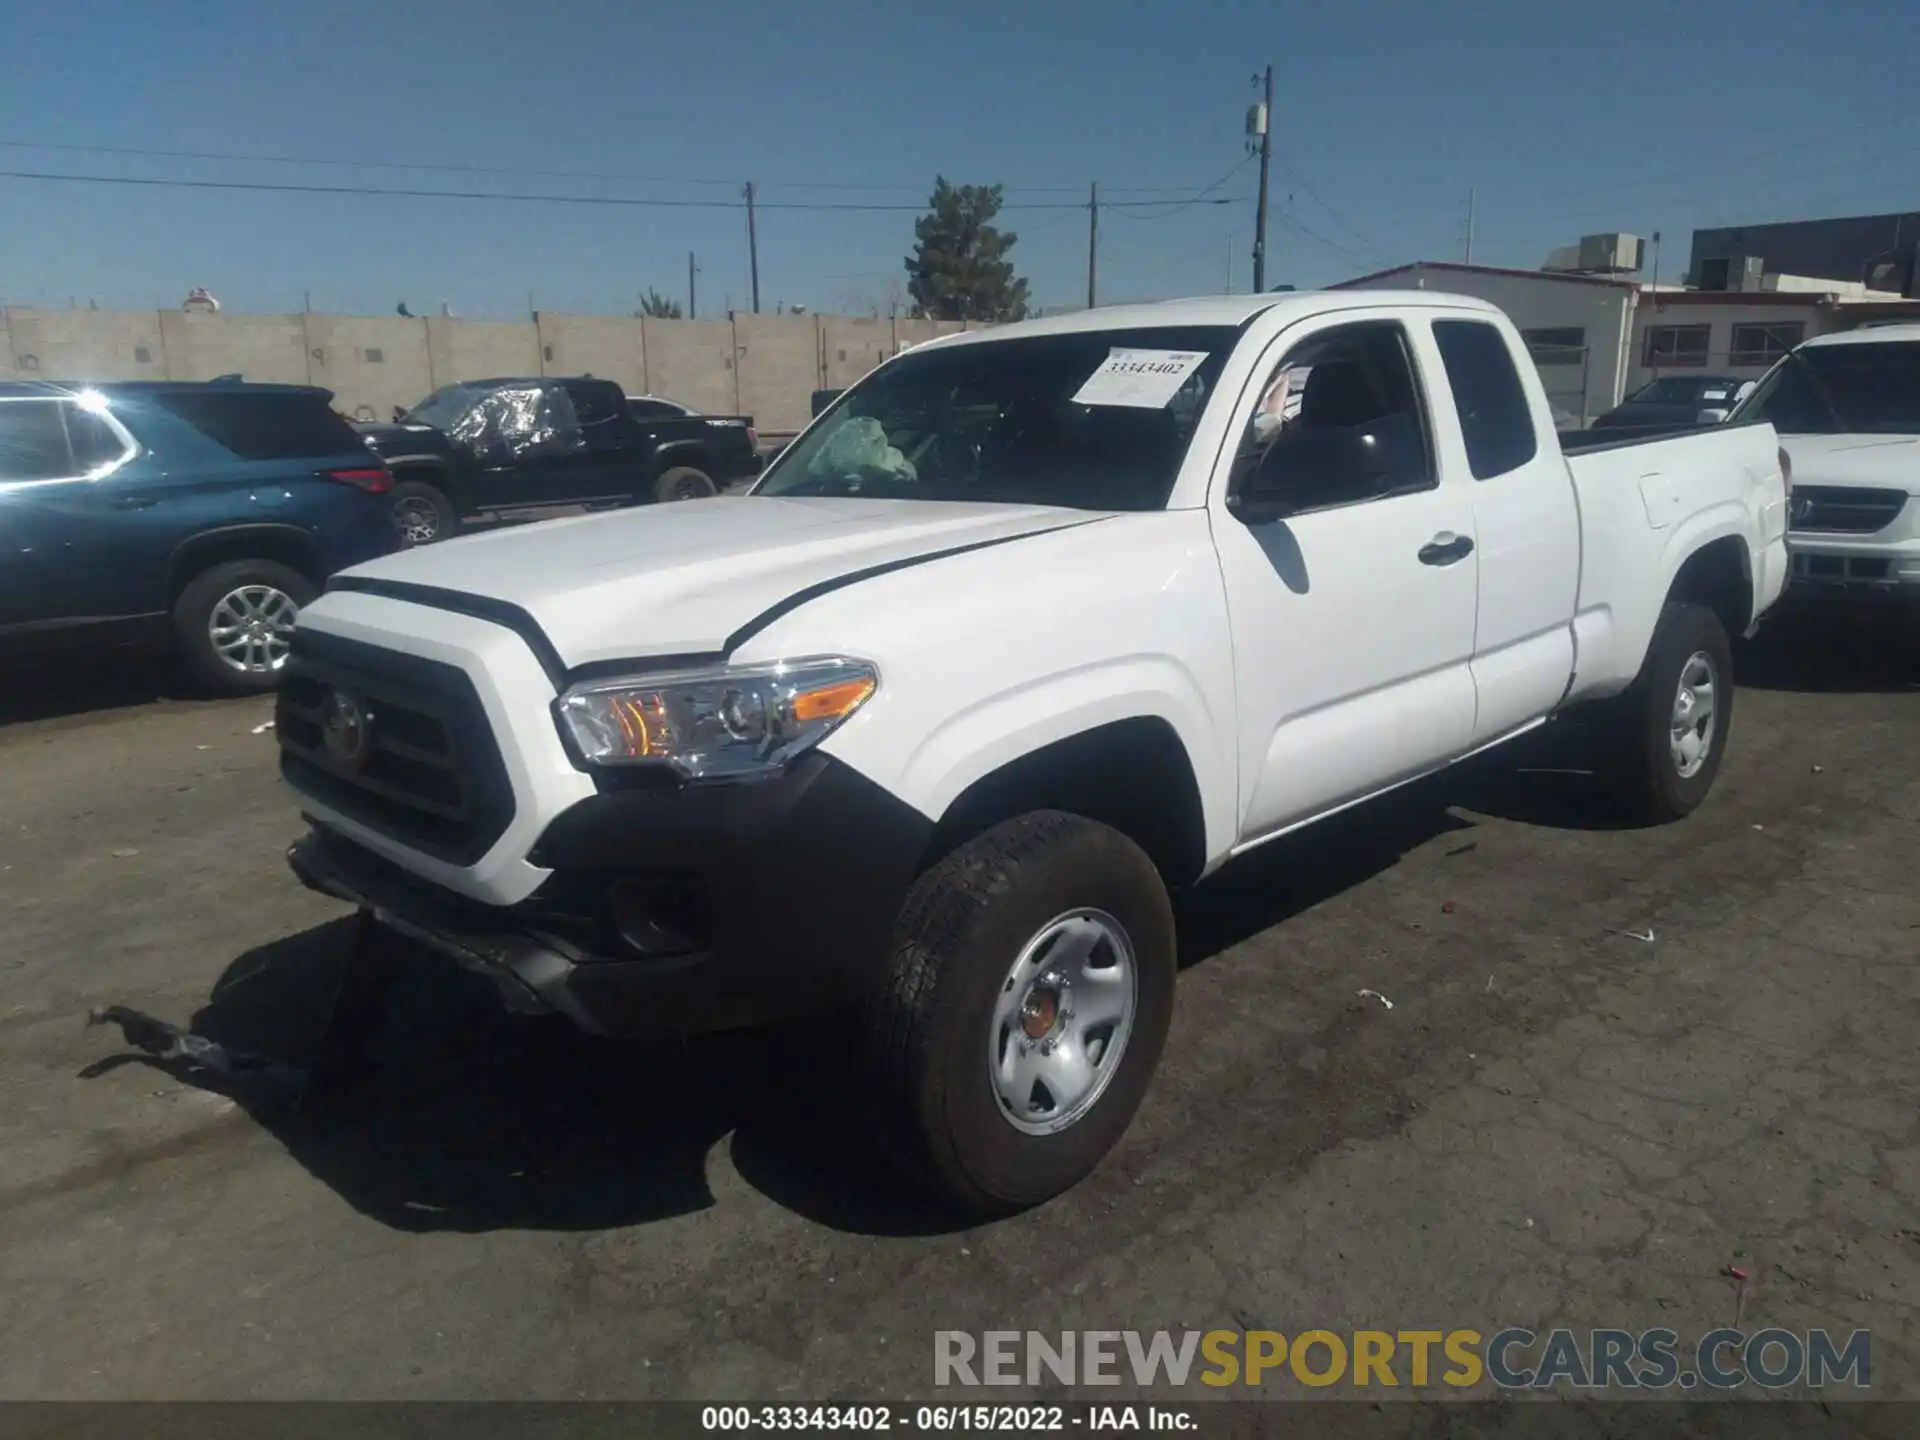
[321,690,372,768]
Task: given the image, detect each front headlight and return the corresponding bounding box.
[555,656,878,780]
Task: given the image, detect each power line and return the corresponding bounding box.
[1109,154,1257,220]
[1273,158,1380,253]
[0,168,1102,212]
[0,138,1229,199]
[1271,209,1378,268]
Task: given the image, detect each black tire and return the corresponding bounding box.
[172,558,315,696]
[862,811,1177,1216]
[655,466,717,503]
[388,479,458,547]
[1603,600,1735,823]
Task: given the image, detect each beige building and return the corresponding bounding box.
[1625,282,1920,395]
[1334,260,1920,423]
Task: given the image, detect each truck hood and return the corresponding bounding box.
[330,495,1108,669]
[1779,433,1920,493]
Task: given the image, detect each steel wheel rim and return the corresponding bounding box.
[988,907,1138,1137]
[208,584,298,675]
[671,476,715,501]
[1669,649,1718,778]
[393,496,441,544]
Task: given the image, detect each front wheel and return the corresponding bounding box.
[1603,600,1735,823]
[862,811,1176,1215]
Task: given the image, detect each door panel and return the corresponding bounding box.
[1421,318,1580,743]
[1216,487,1479,838]
[467,385,595,511]
[1211,315,1481,844]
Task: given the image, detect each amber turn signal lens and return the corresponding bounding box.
[790,676,877,724]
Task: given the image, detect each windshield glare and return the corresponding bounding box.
[1734,341,1920,435]
[403,385,480,429]
[755,326,1240,511]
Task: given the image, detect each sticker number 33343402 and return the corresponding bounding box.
[1069,349,1210,410]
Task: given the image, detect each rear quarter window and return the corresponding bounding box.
[1431,320,1540,480]
[152,390,366,460]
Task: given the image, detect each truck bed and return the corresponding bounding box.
[1558,418,1759,453]
[1560,419,1788,702]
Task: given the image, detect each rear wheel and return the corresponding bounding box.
[655,466,717,503]
[172,558,314,695]
[1603,600,1735,822]
[862,811,1176,1215]
[388,479,457,547]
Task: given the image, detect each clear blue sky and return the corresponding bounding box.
[1,0,1913,319]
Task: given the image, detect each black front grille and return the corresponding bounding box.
[276,630,515,865]
[1789,485,1909,534]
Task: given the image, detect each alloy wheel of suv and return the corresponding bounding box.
[209,582,300,675]
[172,558,317,696]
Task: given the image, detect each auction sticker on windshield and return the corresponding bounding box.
[1071,349,1210,409]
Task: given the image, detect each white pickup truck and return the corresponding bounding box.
[1726,322,1920,610]
[276,291,1789,1213]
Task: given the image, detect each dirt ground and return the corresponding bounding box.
[0,611,1915,1414]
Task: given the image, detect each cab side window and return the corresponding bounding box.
[1232,321,1435,516]
[564,382,625,453]
[1431,320,1539,479]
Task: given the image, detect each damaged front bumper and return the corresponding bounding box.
[287,825,619,1035]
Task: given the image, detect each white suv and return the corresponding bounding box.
[1732,323,1920,611]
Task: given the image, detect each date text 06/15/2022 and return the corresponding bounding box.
[700,1404,1194,1431]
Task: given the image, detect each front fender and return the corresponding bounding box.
[822,655,1236,866]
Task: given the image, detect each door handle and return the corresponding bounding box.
[110,495,159,510]
[1418,532,1474,566]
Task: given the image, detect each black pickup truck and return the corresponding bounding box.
[355,376,760,545]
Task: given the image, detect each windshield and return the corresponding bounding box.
[402,384,481,429]
[755,326,1240,511]
[1733,341,1920,435]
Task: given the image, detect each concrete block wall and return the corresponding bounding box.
[536,313,646,397]
[2,306,991,430]
[642,318,738,417]
[303,315,433,422]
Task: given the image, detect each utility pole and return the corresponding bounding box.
[743,182,761,314]
[1465,189,1476,264]
[1086,182,1099,309]
[1225,231,1233,293]
[1250,64,1274,294]
[688,251,698,319]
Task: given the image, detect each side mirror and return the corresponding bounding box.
[392,405,407,423]
[1228,417,1418,527]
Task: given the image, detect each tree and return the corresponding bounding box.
[904,177,1030,322]
[637,288,684,319]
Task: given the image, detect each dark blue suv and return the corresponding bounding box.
[0,379,399,694]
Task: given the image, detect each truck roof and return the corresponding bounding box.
[921,290,1504,350]
[1801,322,1920,349]
[457,375,606,389]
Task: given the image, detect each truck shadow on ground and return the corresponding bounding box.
[1734,609,1918,694]
[84,783,1496,1241]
